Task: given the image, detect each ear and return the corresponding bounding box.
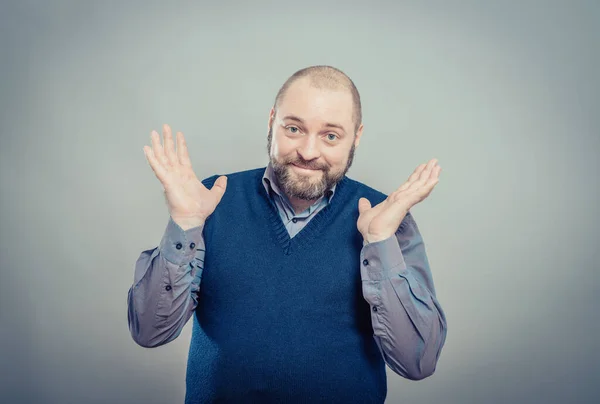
[354,123,364,148]
[268,107,276,129]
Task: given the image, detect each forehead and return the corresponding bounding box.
[278,78,354,129]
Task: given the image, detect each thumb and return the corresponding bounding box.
[358,197,371,215]
[210,175,228,203]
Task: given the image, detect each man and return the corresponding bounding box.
[127,65,447,403]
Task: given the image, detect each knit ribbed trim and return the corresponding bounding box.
[256,168,351,255]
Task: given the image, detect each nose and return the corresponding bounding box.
[297,135,321,161]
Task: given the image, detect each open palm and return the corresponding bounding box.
[357,158,441,243]
[143,124,227,223]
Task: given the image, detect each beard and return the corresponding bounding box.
[267,126,356,201]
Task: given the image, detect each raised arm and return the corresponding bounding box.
[126,124,226,347]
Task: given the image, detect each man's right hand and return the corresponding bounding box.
[143,124,227,230]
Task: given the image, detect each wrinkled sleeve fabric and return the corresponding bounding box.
[360,211,448,380]
[127,216,205,348]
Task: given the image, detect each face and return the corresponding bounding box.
[267,78,363,201]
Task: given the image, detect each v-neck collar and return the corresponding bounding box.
[257,167,348,255]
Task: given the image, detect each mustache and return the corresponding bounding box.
[286,158,328,171]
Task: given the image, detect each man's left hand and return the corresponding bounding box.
[357,158,441,244]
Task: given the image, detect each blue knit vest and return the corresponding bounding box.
[184,167,389,404]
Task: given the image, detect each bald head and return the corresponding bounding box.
[273,65,362,134]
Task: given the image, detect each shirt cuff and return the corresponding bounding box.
[360,234,407,282]
[159,216,204,266]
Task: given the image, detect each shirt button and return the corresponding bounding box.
[372,306,378,312]
[175,242,183,250]
[165,285,172,291]
[292,218,298,223]
[189,242,196,249]
[363,259,369,266]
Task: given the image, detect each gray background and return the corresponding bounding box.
[1,1,598,403]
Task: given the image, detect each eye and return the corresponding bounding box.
[326,133,338,141]
[286,126,300,134]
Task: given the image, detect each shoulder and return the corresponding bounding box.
[342,175,388,202]
[201,167,265,188]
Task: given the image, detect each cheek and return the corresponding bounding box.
[272,134,295,158]
[324,149,348,168]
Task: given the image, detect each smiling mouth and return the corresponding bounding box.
[291,163,320,171]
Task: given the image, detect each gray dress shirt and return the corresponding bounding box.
[127,163,447,380]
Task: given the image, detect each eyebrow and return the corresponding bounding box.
[281,115,346,133]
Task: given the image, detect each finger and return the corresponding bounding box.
[425,166,441,188]
[420,158,438,180]
[393,165,425,195]
[163,124,178,166]
[210,176,228,204]
[176,131,192,167]
[410,166,441,199]
[358,197,371,214]
[143,145,168,184]
[390,160,436,200]
[407,163,427,183]
[421,177,440,199]
[408,159,438,191]
[151,130,169,167]
[370,196,391,215]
